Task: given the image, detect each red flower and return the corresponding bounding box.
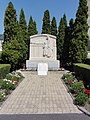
[83,88,90,95]
[69,80,73,85]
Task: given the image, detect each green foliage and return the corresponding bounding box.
[71,81,84,94]
[68,0,88,64]
[51,17,57,36]
[19,9,28,64]
[4,89,11,95]
[2,35,27,70]
[33,21,38,35]
[28,16,38,37]
[75,93,88,106]
[19,8,28,45]
[4,2,17,43]
[12,75,21,82]
[0,64,11,79]
[6,72,22,82]
[57,14,67,61]
[6,73,12,80]
[63,73,74,85]
[0,79,3,87]
[74,63,90,69]
[0,91,5,102]
[74,63,90,86]
[2,3,27,70]
[2,81,16,90]
[69,39,87,63]
[42,10,50,34]
[62,18,74,64]
[27,16,38,59]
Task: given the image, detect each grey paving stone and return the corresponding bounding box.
[0,71,82,114]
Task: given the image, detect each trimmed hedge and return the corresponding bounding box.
[0,64,11,79]
[74,63,90,87]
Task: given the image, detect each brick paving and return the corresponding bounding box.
[0,71,82,114]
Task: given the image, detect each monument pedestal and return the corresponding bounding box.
[26,60,60,71]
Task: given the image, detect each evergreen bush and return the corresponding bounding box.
[0,64,11,79]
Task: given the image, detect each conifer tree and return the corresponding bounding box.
[42,10,50,34]
[69,0,89,63]
[2,2,27,70]
[2,22,27,70]
[27,16,38,59]
[33,21,38,35]
[62,18,74,64]
[51,17,57,36]
[19,8,28,44]
[57,14,67,62]
[4,2,17,43]
[28,16,38,37]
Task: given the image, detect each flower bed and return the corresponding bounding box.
[0,70,24,106]
[62,72,89,107]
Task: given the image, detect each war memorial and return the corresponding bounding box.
[26,34,60,71]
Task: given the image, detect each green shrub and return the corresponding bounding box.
[0,91,5,102]
[75,93,88,106]
[12,75,21,82]
[6,73,12,80]
[71,81,84,94]
[63,73,74,85]
[0,64,11,79]
[0,79,3,87]
[74,63,90,86]
[2,81,16,90]
[4,89,11,95]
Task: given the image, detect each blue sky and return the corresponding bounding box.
[0,0,79,34]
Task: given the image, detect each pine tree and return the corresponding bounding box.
[51,17,57,36]
[62,18,74,64]
[75,0,88,46]
[2,2,27,70]
[33,21,38,35]
[19,8,28,45]
[42,10,50,34]
[69,0,89,63]
[2,23,27,70]
[57,14,67,62]
[28,16,38,37]
[4,2,17,43]
[27,16,38,59]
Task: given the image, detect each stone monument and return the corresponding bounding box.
[26,34,60,70]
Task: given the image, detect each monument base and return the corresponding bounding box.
[26,60,60,71]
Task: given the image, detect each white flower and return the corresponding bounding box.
[3,79,7,81]
[4,95,5,98]
[7,80,11,82]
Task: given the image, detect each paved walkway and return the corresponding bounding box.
[0,71,82,114]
